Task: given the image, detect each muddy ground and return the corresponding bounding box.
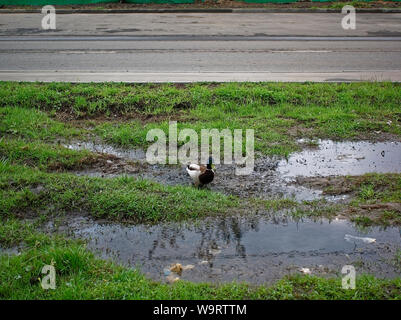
[35,138,399,284]
[4,136,399,285]
[66,139,401,202]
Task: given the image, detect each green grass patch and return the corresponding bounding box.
[1,82,400,157]
[346,173,401,205]
[0,162,237,223]
[0,138,100,171]
[327,1,378,9]
[0,106,81,142]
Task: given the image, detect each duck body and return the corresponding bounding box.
[186,157,215,187]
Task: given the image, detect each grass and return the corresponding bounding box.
[0,138,101,171]
[308,173,401,226]
[1,82,400,299]
[1,82,400,157]
[3,1,401,11]
[316,173,401,204]
[0,82,399,226]
[1,218,400,300]
[327,1,376,9]
[0,106,81,142]
[261,198,341,221]
[0,162,237,223]
[355,174,401,204]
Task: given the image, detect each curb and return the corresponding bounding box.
[0,8,400,14]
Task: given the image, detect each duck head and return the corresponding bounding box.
[206,156,215,170]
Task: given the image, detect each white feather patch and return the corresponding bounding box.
[187,164,201,171]
[186,165,201,183]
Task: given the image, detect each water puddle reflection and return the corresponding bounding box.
[46,215,401,284]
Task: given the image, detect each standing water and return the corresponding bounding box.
[45,215,401,284]
[58,139,401,283]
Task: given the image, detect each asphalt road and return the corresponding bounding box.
[0,13,400,82]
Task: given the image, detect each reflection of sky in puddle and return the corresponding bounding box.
[65,141,146,160]
[57,215,401,284]
[60,139,401,282]
[73,217,401,259]
[66,140,401,178]
[65,139,401,202]
[278,140,401,179]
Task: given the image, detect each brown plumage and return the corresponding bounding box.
[186,157,215,187]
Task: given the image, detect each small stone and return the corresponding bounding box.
[299,267,311,274]
[170,263,183,275]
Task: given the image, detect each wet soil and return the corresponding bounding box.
[44,138,401,284]
[295,175,401,197]
[65,139,401,202]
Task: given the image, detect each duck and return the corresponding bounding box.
[186,156,215,188]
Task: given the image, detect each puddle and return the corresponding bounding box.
[51,139,401,284]
[0,245,21,256]
[44,215,401,285]
[64,141,146,161]
[278,140,401,179]
[65,139,401,202]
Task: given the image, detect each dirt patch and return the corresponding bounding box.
[349,132,401,144]
[294,174,401,226]
[285,125,315,140]
[48,153,113,171]
[295,176,358,195]
[294,174,401,196]
[340,203,401,226]
[65,140,331,201]
[35,148,141,174]
[77,154,142,175]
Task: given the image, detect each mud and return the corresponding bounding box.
[65,139,401,202]
[340,203,401,226]
[295,175,401,197]
[42,214,401,285]
[36,139,401,283]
